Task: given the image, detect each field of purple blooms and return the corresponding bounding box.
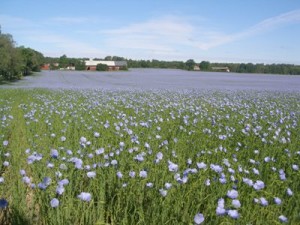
[0,89,299,225]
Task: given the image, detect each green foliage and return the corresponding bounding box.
[44,57,59,64]
[212,62,300,75]
[57,55,86,70]
[199,61,211,71]
[96,63,108,71]
[0,28,44,81]
[74,60,86,71]
[126,58,300,74]
[17,46,44,76]
[104,55,112,61]
[185,59,196,70]
[112,56,125,61]
[0,32,22,80]
[119,65,128,71]
[43,55,300,74]
[58,54,68,68]
[102,55,126,61]
[50,63,59,70]
[67,58,84,70]
[140,60,151,68]
[127,59,186,70]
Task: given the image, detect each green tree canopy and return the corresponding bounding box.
[104,56,112,61]
[0,30,22,80]
[96,63,108,71]
[59,54,68,68]
[112,56,125,61]
[74,59,86,70]
[199,61,211,71]
[17,46,44,75]
[185,59,196,71]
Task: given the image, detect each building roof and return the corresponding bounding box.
[114,61,127,66]
[85,59,127,67]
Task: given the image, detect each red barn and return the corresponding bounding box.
[41,64,50,70]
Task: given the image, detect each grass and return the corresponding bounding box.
[0,88,299,225]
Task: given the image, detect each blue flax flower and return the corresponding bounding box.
[279,215,288,223]
[274,197,282,205]
[87,171,96,178]
[51,149,59,159]
[159,189,167,197]
[78,192,91,202]
[0,199,8,208]
[227,189,238,199]
[194,213,205,224]
[58,178,69,186]
[50,198,59,208]
[228,210,239,219]
[253,180,265,190]
[56,185,65,195]
[139,170,147,178]
[116,171,123,179]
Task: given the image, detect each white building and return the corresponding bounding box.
[84,59,127,71]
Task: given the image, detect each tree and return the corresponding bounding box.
[104,56,112,61]
[140,60,151,68]
[199,61,211,71]
[112,56,125,61]
[0,31,22,80]
[59,54,68,68]
[185,59,196,71]
[74,59,86,70]
[17,46,44,75]
[96,63,108,71]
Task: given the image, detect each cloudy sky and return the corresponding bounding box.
[1,0,300,64]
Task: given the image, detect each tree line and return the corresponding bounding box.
[0,28,44,81]
[28,54,300,75]
[43,57,198,71]
[125,59,300,75]
[198,61,300,75]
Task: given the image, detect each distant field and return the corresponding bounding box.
[1,69,300,91]
[0,88,299,224]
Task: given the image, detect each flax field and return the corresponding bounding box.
[0,89,299,225]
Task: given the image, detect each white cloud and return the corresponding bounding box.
[245,9,300,34]
[101,9,300,55]
[101,16,194,57]
[192,9,300,50]
[105,15,193,37]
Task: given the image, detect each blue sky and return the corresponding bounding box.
[1,0,300,64]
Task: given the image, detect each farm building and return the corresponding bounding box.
[41,64,50,70]
[193,65,200,71]
[85,59,127,71]
[41,63,59,70]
